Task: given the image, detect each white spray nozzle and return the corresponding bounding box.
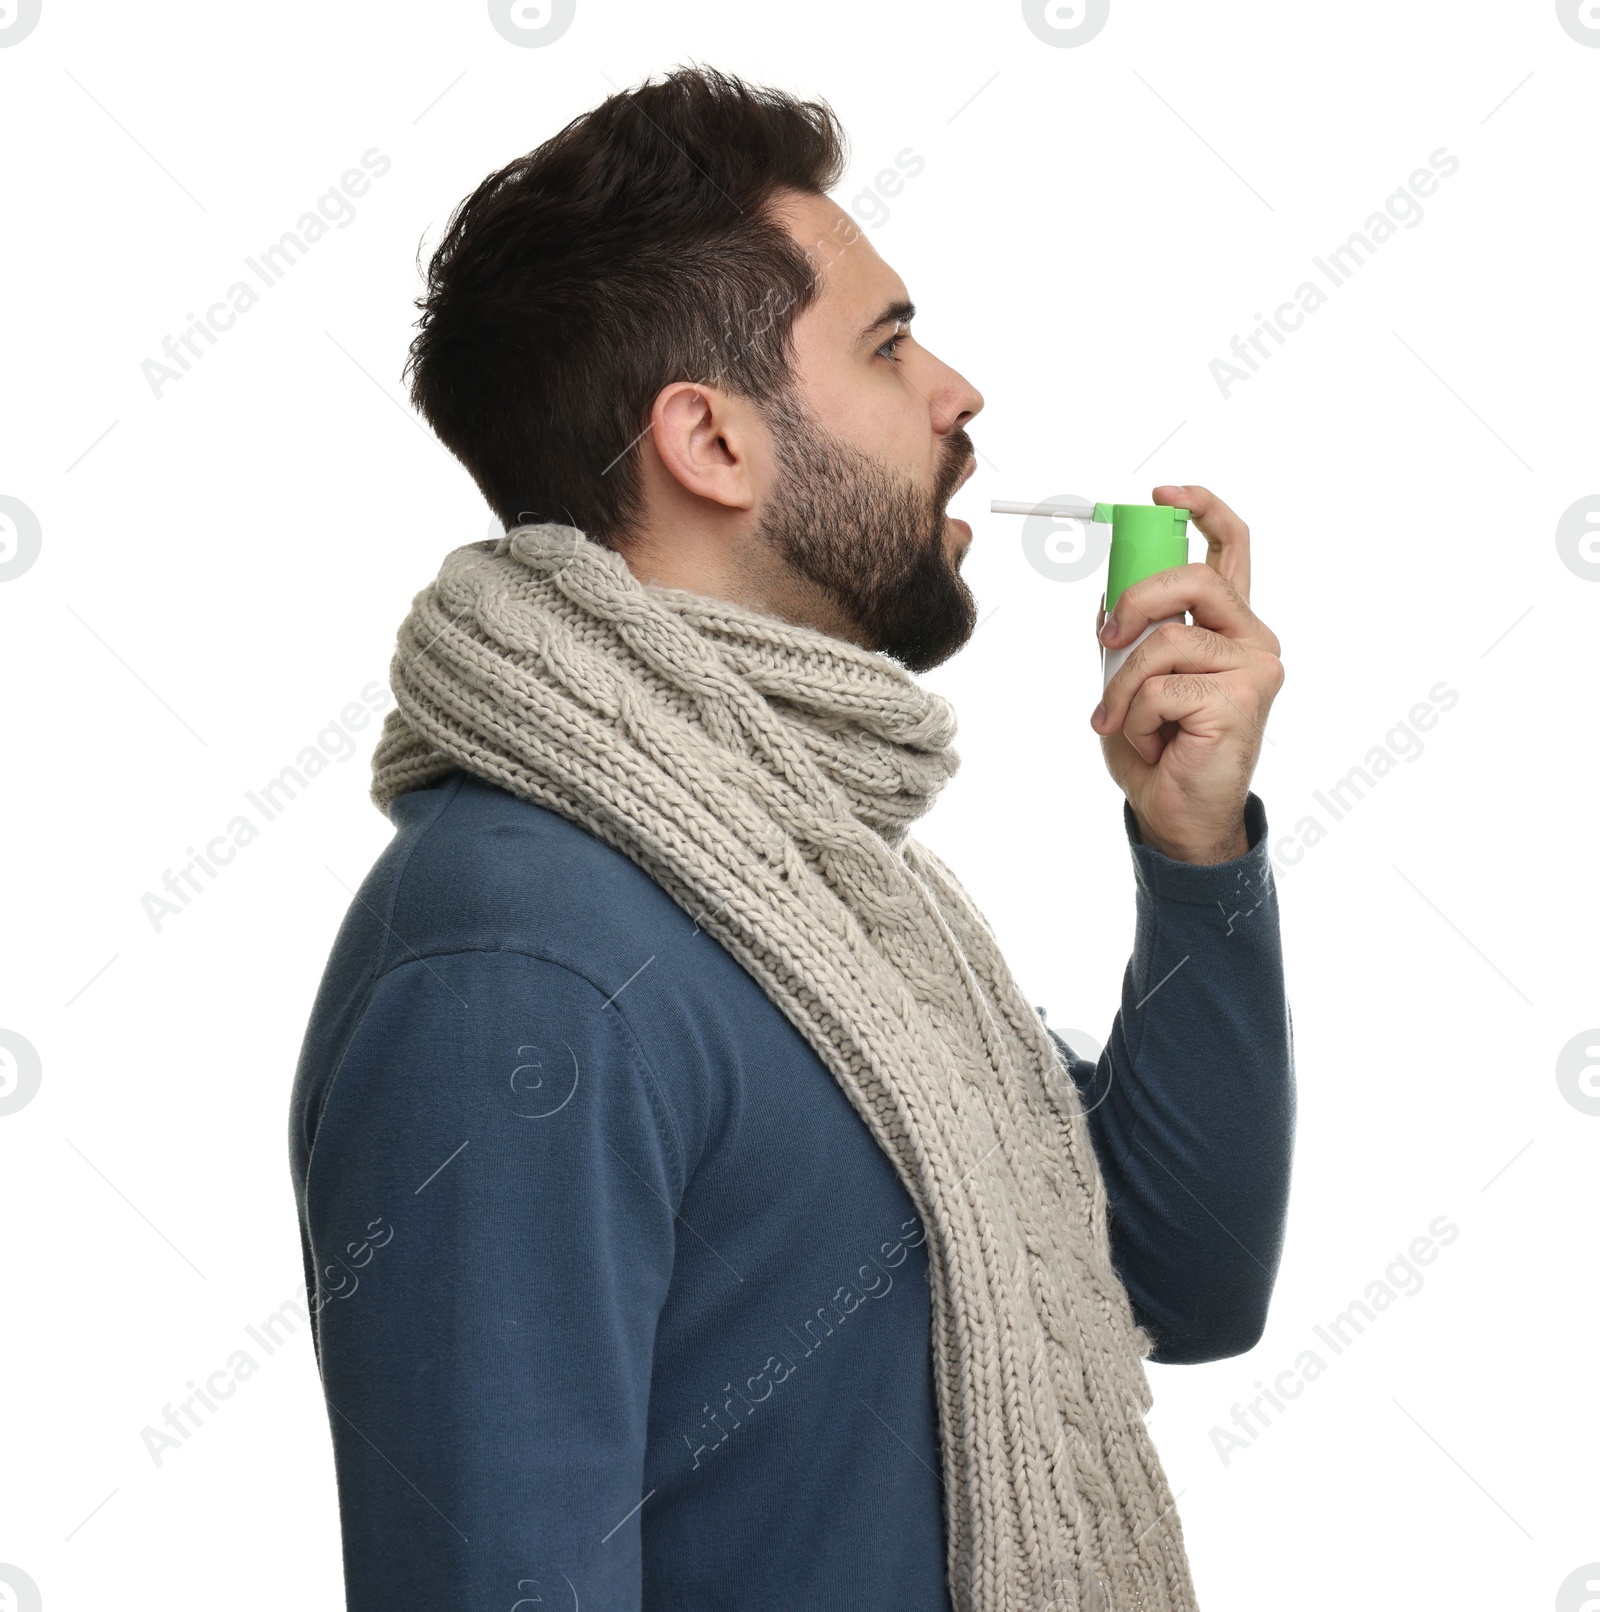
[989,499,1100,521]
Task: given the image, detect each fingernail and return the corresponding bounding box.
[1090,701,1105,728]
[1099,615,1117,643]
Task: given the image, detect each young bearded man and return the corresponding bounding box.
[289,65,1293,1612]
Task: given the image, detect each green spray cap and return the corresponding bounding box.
[1096,503,1191,615]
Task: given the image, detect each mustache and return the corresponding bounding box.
[936,429,975,505]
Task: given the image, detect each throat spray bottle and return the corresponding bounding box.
[990,499,1192,686]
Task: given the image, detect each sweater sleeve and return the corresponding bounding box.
[295,948,683,1612]
[1046,791,1295,1365]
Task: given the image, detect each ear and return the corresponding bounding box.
[647,382,760,512]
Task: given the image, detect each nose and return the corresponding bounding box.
[931,356,983,439]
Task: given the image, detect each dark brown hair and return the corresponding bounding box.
[403,65,848,543]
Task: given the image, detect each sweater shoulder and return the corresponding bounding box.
[296,768,797,1181]
[379,768,698,966]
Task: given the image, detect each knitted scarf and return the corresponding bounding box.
[369,522,1199,1612]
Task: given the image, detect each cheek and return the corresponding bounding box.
[847,390,931,474]
[791,358,935,480]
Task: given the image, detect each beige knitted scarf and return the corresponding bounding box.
[370,522,1199,1612]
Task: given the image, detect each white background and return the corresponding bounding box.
[2,2,1596,1608]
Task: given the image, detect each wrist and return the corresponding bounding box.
[1133,813,1250,865]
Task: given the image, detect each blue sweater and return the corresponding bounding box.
[289,769,1293,1611]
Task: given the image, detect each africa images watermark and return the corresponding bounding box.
[1556,1029,1600,1116]
[845,146,925,230]
[1208,148,1460,400]
[139,681,391,932]
[1209,1214,1460,1467]
[139,149,392,400]
[139,1295,309,1467]
[1265,679,1460,879]
[489,0,577,48]
[1022,0,1112,50]
[679,1213,928,1473]
[0,493,43,582]
[0,0,42,47]
[689,149,925,394]
[0,1029,43,1118]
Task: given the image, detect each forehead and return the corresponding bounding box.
[770,189,907,333]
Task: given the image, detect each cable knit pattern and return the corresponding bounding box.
[370,523,1199,1612]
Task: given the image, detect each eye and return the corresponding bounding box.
[876,325,909,362]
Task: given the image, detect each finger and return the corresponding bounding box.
[1101,561,1260,650]
[1092,620,1251,734]
[1154,484,1251,602]
[1119,672,1238,765]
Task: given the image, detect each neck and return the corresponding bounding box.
[618,510,870,651]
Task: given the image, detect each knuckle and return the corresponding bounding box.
[1124,635,1159,673]
[1123,676,1152,713]
[1158,621,1222,662]
[1164,671,1209,705]
[1191,622,1228,659]
[1233,674,1268,714]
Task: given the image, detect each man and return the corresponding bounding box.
[289,66,1292,1612]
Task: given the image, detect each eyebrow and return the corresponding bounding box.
[858,298,916,344]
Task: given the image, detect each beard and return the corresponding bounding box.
[752,390,978,674]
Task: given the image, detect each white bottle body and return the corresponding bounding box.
[1102,613,1186,689]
